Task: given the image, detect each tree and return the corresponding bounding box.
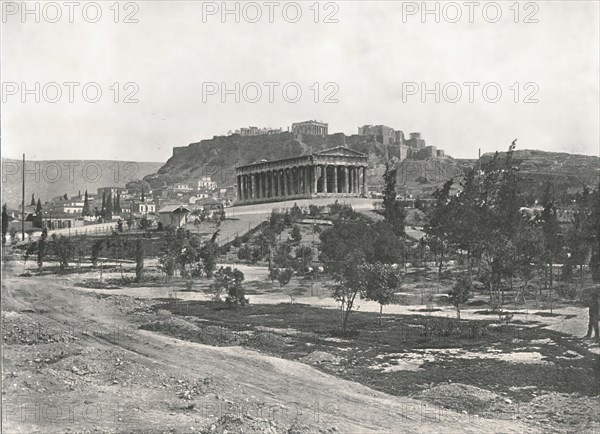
[290,225,302,243]
[63,193,68,200]
[37,229,48,268]
[295,246,313,271]
[276,268,295,303]
[30,194,36,206]
[105,191,113,220]
[210,266,247,306]
[199,231,220,278]
[2,204,9,243]
[382,162,406,236]
[135,238,144,283]
[362,262,403,325]
[82,190,91,216]
[101,192,106,219]
[33,199,43,228]
[536,184,562,289]
[52,234,72,270]
[448,275,471,321]
[331,252,369,333]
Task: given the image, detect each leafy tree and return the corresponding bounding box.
[52,234,72,270]
[63,193,68,200]
[448,275,471,321]
[30,194,36,206]
[273,242,293,269]
[295,246,313,271]
[331,252,369,333]
[290,225,302,243]
[91,238,105,267]
[382,162,406,236]
[210,266,247,306]
[362,262,403,325]
[276,268,295,303]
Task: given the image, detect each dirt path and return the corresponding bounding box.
[2,271,538,433]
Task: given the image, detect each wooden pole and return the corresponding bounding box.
[21,154,25,240]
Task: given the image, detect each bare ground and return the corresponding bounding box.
[1,265,543,433]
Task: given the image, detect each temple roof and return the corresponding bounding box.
[315,146,366,158]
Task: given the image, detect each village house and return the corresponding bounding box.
[158,205,190,228]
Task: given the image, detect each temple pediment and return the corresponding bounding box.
[315,146,366,158]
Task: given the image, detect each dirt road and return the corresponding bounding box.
[1,269,538,433]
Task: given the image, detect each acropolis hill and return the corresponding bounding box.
[145,130,463,194]
[143,130,600,200]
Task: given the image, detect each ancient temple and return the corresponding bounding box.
[235,147,368,204]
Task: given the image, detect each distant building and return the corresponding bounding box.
[173,182,193,193]
[291,120,328,137]
[158,205,190,228]
[97,187,128,197]
[197,176,217,190]
[236,146,368,205]
[236,126,283,136]
[406,132,426,149]
[358,125,401,145]
[132,201,156,214]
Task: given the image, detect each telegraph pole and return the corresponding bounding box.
[21,154,25,240]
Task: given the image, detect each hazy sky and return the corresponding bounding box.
[2,1,599,161]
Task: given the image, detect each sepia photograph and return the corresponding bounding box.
[1,1,599,432]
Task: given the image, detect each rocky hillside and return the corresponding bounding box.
[144,132,463,192]
[2,159,163,208]
[145,133,598,199]
[480,149,600,200]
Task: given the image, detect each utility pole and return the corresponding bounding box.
[21,154,25,240]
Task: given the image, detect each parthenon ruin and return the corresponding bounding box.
[235,147,368,204]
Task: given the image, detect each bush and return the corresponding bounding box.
[556,284,577,300]
[290,225,302,243]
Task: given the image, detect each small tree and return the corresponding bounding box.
[331,253,369,333]
[276,268,295,303]
[82,190,90,216]
[295,246,313,272]
[290,225,302,243]
[37,229,48,268]
[52,234,72,270]
[30,194,36,206]
[135,238,144,283]
[448,276,471,321]
[211,266,246,307]
[363,263,402,326]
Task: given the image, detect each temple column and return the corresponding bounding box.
[323,166,328,193]
[237,176,241,200]
[333,166,338,193]
[343,167,349,193]
[297,167,302,194]
[268,170,273,198]
[349,167,354,194]
[355,167,360,193]
[313,166,318,194]
[303,166,309,194]
[362,167,367,195]
[282,170,288,197]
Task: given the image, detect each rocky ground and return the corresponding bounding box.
[2,259,599,433]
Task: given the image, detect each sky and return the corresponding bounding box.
[2,1,599,162]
